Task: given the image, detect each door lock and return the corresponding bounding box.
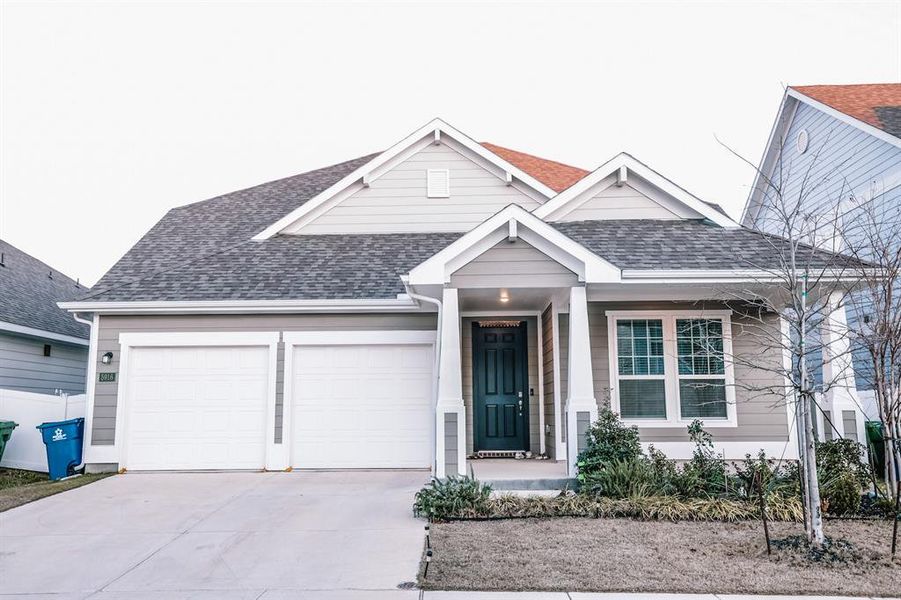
[517,398,523,415]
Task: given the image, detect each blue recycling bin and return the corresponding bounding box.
[36,418,85,480]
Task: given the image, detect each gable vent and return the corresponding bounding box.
[427,169,450,198]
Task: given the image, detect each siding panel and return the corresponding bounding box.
[451,239,578,289]
[0,332,87,395]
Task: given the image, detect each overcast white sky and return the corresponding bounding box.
[1,1,899,287]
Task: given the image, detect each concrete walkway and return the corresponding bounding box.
[0,471,429,599]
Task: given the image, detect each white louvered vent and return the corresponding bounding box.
[427,169,450,198]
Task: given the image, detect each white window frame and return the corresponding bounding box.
[606,310,737,428]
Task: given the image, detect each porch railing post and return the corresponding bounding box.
[436,287,466,477]
[565,285,598,476]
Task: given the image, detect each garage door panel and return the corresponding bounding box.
[125,346,270,471]
[291,343,433,469]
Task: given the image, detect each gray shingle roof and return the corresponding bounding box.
[554,219,858,271]
[77,156,863,305]
[0,239,90,339]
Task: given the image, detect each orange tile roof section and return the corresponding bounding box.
[482,142,590,193]
[792,83,901,135]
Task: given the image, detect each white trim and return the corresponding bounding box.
[742,91,798,227]
[281,329,436,472]
[82,314,101,463]
[282,330,436,346]
[788,88,901,151]
[606,310,738,428]
[59,298,426,315]
[533,153,739,228]
[118,331,280,347]
[0,320,89,346]
[536,308,546,456]
[407,204,621,286]
[551,300,565,459]
[251,118,557,240]
[112,330,281,470]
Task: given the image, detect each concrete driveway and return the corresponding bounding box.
[0,471,429,599]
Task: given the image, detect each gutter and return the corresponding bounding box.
[58,298,426,315]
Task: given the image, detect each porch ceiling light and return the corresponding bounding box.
[499,289,510,303]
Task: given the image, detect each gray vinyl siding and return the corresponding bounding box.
[461,316,540,454]
[541,304,556,459]
[559,313,569,443]
[444,413,458,475]
[0,331,87,395]
[556,177,689,222]
[586,301,789,443]
[450,238,578,289]
[92,313,437,445]
[295,142,542,235]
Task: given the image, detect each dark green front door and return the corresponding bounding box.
[473,322,529,452]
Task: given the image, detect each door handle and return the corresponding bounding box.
[517,398,523,415]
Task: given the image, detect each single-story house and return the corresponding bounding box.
[1,239,90,395]
[59,119,864,477]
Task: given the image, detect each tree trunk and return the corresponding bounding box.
[802,391,825,546]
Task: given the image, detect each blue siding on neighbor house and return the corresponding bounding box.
[751,101,901,392]
[0,331,88,395]
[758,102,901,225]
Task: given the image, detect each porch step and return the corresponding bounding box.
[481,477,579,491]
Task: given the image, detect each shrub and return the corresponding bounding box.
[580,458,657,499]
[816,438,870,485]
[820,471,863,515]
[576,409,643,482]
[814,438,868,515]
[732,450,799,500]
[413,476,491,520]
[678,420,728,497]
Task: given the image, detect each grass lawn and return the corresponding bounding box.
[0,468,111,512]
[421,517,900,596]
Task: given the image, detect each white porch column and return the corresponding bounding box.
[821,292,866,444]
[435,287,467,477]
[565,286,598,475]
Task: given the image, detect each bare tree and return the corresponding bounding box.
[714,134,871,546]
[840,193,901,502]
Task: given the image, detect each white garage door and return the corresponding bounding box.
[124,346,270,470]
[291,343,433,468]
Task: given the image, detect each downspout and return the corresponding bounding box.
[69,312,94,474]
[401,277,443,476]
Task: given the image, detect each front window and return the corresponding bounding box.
[676,318,727,419]
[608,311,735,426]
[616,319,666,419]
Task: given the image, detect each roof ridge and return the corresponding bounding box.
[0,238,85,289]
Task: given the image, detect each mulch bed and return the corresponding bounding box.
[420,517,900,596]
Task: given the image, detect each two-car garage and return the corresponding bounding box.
[116,331,435,471]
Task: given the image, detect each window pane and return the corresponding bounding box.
[677,318,725,376]
[679,379,727,418]
[617,319,664,375]
[620,379,666,419]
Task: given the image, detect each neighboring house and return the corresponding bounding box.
[742,83,901,440]
[59,119,860,477]
[0,239,90,395]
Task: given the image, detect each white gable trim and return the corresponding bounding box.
[533,153,739,228]
[407,204,621,286]
[252,118,558,240]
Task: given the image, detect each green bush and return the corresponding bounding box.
[821,471,863,515]
[413,476,491,521]
[580,458,658,499]
[678,420,728,497]
[732,449,799,500]
[814,438,868,515]
[576,409,643,482]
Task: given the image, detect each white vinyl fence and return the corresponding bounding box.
[0,388,86,471]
